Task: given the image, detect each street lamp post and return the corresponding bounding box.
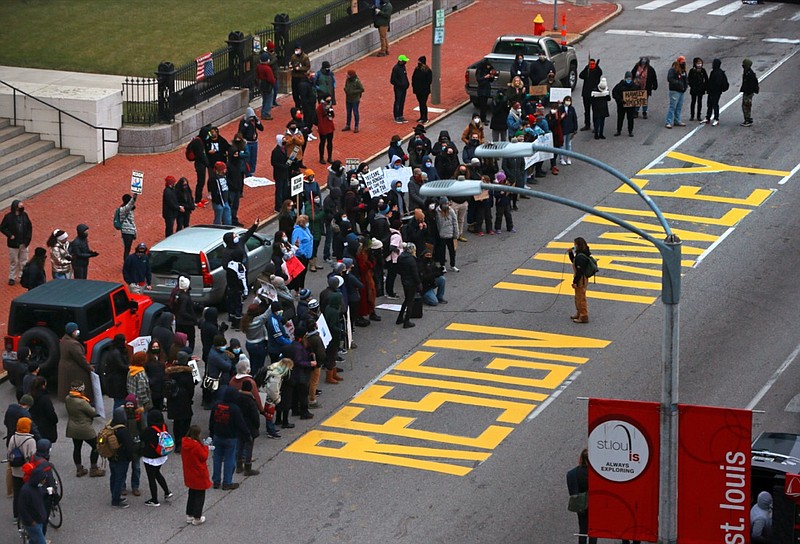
[421,143,681,544]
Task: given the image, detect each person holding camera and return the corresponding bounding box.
[474,59,496,123]
[289,43,311,109]
[316,95,336,165]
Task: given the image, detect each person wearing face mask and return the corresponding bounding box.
[665,55,688,129]
[115,193,138,258]
[206,335,234,401]
[474,59,496,123]
[407,169,426,211]
[461,115,486,147]
[590,77,611,140]
[434,144,460,181]
[2,199,33,286]
[687,57,708,122]
[490,90,510,142]
[266,301,292,363]
[579,58,603,131]
[237,107,262,176]
[420,155,439,182]
[289,43,311,108]
[222,222,258,330]
[544,106,563,174]
[391,54,411,123]
[313,61,336,104]
[68,224,99,280]
[315,95,336,164]
[631,57,657,119]
[739,59,759,128]
[530,51,556,92]
[510,54,530,89]
[209,162,232,226]
[304,194,325,272]
[57,322,95,402]
[568,237,592,323]
[271,135,290,213]
[703,58,729,126]
[123,242,152,294]
[612,71,638,138]
[507,101,524,140]
[559,96,579,165]
[343,69,364,132]
[412,56,433,123]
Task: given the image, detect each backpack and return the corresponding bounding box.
[97,423,125,458]
[721,73,729,93]
[163,377,179,400]
[152,425,175,456]
[7,436,33,467]
[583,255,599,279]
[185,137,200,162]
[19,263,32,289]
[113,207,123,230]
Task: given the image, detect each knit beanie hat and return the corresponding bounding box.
[20,394,34,407]
[16,417,32,433]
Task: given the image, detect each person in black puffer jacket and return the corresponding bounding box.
[395,243,421,328]
[68,224,98,279]
[165,352,195,453]
[102,334,130,410]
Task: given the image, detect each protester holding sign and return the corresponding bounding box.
[612,72,638,138]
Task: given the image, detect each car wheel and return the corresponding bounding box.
[567,62,578,90]
[19,327,60,379]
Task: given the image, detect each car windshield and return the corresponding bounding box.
[494,41,544,56]
[150,251,201,276]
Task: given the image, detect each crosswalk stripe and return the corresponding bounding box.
[789,9,800,22]
[708,0,743,16]
[746,4,781,18]
[672,0,718,14]
[637,0,679,9]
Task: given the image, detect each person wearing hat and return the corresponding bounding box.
[46,228,72,279]
[241,302,270,378]
[7,416,36,520]
[590,77,611,140]
[19,246,47,291]
[266,301,292,363]
[256,51,277,120]
[56,322,94,401]
[295,288,313,326]
[238,106,263,176]
[103,334,131,410]
[204,126,230,181]
[164,351,195,453]
[687,57,708,122]
[314,60,337,104]
[579,58,603,131]
[343,69,364,132]
[206,335,233,402]
[474,59,496,123]
[69,223,99,279]
[740,58,759,127]
[173,275,197,353]
[665,55,688,129]
[316,94,336,164]
[1,199,33,287]
[122,242,152,294]
[373,0,393,56]
[209,161,232,226]
[115,192,138,258]
[391,55,410,123]
[406,123,433,156]
[65,380,106,478]
[412,56,433,123]
[289,43,311,109]
[298,71,319,128]
[612,71,638,138]
[162,175,182,238]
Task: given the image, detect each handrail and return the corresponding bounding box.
[0,78,119,164]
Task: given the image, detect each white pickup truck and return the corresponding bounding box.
[464,35,578,105]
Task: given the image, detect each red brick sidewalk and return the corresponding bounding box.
[0,0,618,329]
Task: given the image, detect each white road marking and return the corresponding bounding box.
[709,1,743,16]
[708,35,744,41]
[605,29,705,39]
[555,215,586,240]
[693,227,735,267]
[673,0,718,14]
[637,0,679,9]
[778,161,800,186]
[746,4,782,18]
[527,371,579,420]
[747,343,800,411]
[764,38,800,45]
[790,10,800,22]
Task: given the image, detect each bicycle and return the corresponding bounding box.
[47,463,63,529]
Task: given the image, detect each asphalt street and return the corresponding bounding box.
[3,1,800,542]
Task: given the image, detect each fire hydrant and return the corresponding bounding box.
[533,14,545,36]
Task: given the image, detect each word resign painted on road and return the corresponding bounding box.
[496,151,788,305]
[287,324,610,475]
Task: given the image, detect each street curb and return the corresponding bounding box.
[571,2,624,46]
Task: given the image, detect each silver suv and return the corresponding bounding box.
[147,225,272,307]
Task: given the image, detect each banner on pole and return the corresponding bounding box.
[677,404,751,544]
[587,398,660,542]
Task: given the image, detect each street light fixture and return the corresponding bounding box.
[422,145,682,544]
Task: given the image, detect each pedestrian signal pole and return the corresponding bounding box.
[432,0,444,104]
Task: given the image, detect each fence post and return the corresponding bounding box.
[226,31,247,89]
[155,62,176,124]
[273,13,291,68]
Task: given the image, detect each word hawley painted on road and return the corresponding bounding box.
[287,152,788,476]
[287,324,610,476]
[497,151,787,304]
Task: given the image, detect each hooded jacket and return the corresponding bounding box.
[68,224,94,267]
[140,409,169,459]
[750,490,773,541]
[165,362,195,421]
[687,58,708,95]
[390,61,409,90]
[181,435,211,490]
[209,387,249,439]
[200,307,220,362]
[706,58,729,95]
[111,406,135,463]
[18,464,49,526]
[1,200,33,248]
[238,107,263,142]
[740,59,759,95]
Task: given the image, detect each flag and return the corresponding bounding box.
[196,52,213,81]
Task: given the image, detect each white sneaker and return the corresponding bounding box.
[450,266,460,273]
[192,516,206,525]
[566,159,572,165]
[559,158,567,166]
[711,120,719,126]
[186,516,194,524]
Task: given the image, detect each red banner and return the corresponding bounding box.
[587,399,660,541]
[677,404,751,544]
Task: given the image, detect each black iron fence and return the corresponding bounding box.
[123,0,421,125]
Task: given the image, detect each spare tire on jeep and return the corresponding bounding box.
[19,326,60,382]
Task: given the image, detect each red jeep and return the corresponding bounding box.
[3,280,165,391]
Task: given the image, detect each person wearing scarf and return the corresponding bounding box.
[65,380,105,478]
[127,352,152,426]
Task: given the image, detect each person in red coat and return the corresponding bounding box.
[181,425,212,525]
[315,95,336,164]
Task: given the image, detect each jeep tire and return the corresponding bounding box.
[19,326,60,379]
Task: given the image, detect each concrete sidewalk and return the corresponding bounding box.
[0,0,620,330]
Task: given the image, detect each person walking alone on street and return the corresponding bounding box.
[343,70,364,132]
[568,237,592,323]
[665,56,688,129]
[578,58,602,131]
[391,55,410,123]
[612,72,637,137]
[740,58,759,127]
[703,58,729,126]
[374,0,393,57]
[687,57,708,122]
[412,56,433,124]
[566,448,596,544]
[1,199,32,286]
